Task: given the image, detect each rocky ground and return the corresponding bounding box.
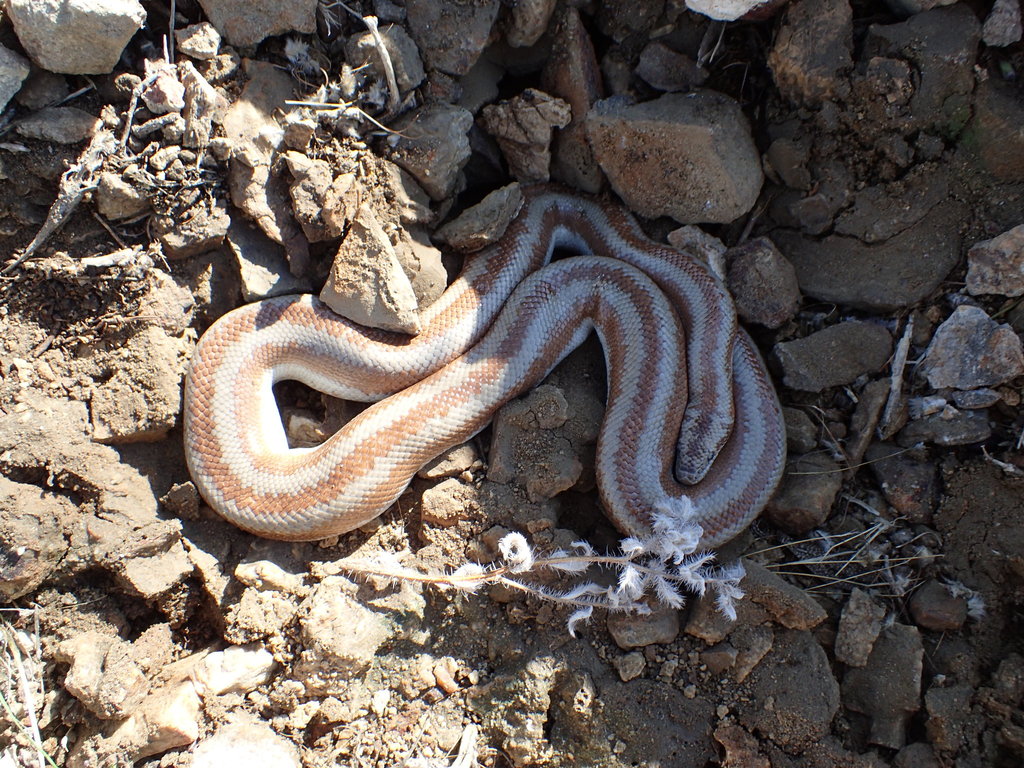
[1,0,1024,766]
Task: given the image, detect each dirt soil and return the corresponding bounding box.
[1,1,1024,768]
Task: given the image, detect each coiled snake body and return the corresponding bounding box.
[184,189,785,547]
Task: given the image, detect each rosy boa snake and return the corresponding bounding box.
[184,188,786,548]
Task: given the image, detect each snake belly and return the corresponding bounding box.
[183,190,786,547]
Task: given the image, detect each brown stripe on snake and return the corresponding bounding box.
[184,190,786,546]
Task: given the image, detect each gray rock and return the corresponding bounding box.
[14,68,69,110]
[741,560,828,631]
[951,388,1001,409]
[283,151,342,242]
[6,0,146,75]
[898,407,992,447]
[923,305,1024,389]
[389,103,473,200]
[909,579,967,632]
[737,629,840,751]
[0,44,30,111]
[781,406,818,453]
[924,685,976,755]
[863,5,979,137]
[966,224,1024,297]
[435,184,524,253]
[175,22,222,60]
[155,199,231,259]
[834,165,949,244]
[405,0,500,75]
[585,90,763,224]
[192,723,301,768]
[227,218,310,301]
[481,89,572,183]
[775,321,893,392]
[835,588,886,667]
[982,0,1022,47]
[842,623,923,749]
[197,0,317,47]
[764,452,842,535]
[15,106,100,143]
[725,237,801,328]
[637,42,707,93]
[607,607,680,649]
[866,443,938,524]
[765,137,811,190]
[767,0,852,106]
[346,24,425,94]
[775,201,963,311]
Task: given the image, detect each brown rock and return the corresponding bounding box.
[764,452,842,535]
[775,321,893,392]
[725,237,800,328]
[966,224,1024,297]
[420,478,479,528]
[842,623,923,749]
[0,475,70,600]
[435,184,524,253]
[405,0,500,75]
[636,42,707,93]
[345,24,425,94]
[909,579,967,632]
[196,0,317,47]
[607,607,680,649]
[585,90,763,224]
[866,443,938,524]
[835,588,886,667]
[504,0,558,48]
[481,89,571,183]
[924,685,976,754]
[742,560,828,631]
[389,104,474,200]
[767,0,852,106]
[541,7,604,193]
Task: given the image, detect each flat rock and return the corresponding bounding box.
[481,89,571,183]
[842,623,923,749]
[924,685,977,755]
[417,442,479,479]
[764,452,843,535]
[898,407,992,447]
[320,204,421,334]
[686,0,781,20]
[741,560,828,631]
[725,237,800,328]
[607,607,680,649]
[966,224,1024,297]
[736,629,840,751]
[6,0,146,74]
[863,5,979,137]
[0,44,30,111]
[15,106,100,144]
[419,478,479,528]
[963,77,1024,182]
[193,643,277,697]
[775,201,963,311]
[637,42,707,93]
[155,199,231,259]
[389,103,473,200]
[405,0,500,75]
[227,218,311,301]
[835,588,886,667]
[435,184,524,253]
[909,579,967,632]
[866,443,938,523]
[196,0,317,47]
[192,722,301,768]
[585,90,763,224]
[96,171,151,220]
[782,406,818,453]
[923,305,1024,389]
[767,0,852,106]
[175,22,222,60]
[834,165,949,244]
[55,632,151,719]
[775,321,893,392]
